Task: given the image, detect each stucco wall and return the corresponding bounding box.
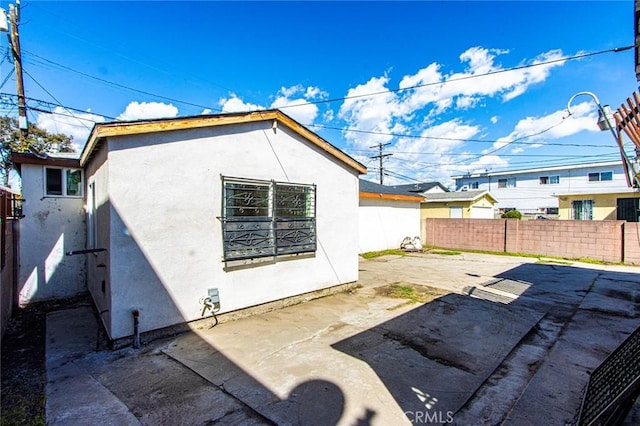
[18,164,86,303]
[94,121,360,339]
[84,141,112,335]
[558,192,637,220]
[358,198,420,253]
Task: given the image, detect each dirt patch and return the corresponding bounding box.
[375,282,450,304]
[1,295,93,426]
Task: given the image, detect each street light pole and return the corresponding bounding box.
[567,91,640,188]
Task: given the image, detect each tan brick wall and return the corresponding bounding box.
[424,218,626,263]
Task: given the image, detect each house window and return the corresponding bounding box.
[572,200,593,220]
[498,178,516,188]
[470,181,479,189]
[221,176,316,261]
[588,171,613,182]
[539,175,559,185]
[45,167,83,197]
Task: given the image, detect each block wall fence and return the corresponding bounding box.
[422,218,640,265]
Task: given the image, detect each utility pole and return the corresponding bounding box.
[370,143,392,185]
[7,0,27,145]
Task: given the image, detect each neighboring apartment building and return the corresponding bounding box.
[452,161,629,217]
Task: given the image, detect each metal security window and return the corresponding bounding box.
[44,167,83,197]
[221,176,316,261]
[539,175,559,185]
[498,178,516,188]
[572,200,594,220]
[588,171,613,182]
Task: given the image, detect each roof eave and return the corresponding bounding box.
[80,110,367,174]
[360,191,424,202]
[11,152,81,168]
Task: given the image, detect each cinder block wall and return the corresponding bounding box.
[423,218,630,264]
[623,222,640,265]
[423,218,506,252]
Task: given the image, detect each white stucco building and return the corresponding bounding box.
[452,161,629,217]
[13,152,87,304]
[358,179,424,253]
[15,110,366,342]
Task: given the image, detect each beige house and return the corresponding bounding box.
[421,190,498,219]
[557,191,640,221]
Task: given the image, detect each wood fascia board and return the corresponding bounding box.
[274,112,367,174]
[81,111,367,174]
[359,191,424,202]
[11,152,80,168]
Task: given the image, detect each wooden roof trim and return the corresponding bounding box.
[359,191,424,202]
[81,110,367,174]
[11,152,80,168]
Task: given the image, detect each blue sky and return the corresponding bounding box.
[4,0,639,187]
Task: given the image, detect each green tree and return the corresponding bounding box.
[501,210,522,219]
[0,116,75,184]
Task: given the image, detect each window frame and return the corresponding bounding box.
[44,167,84,198]
[221,176,316,261]
[498,177,516,188]
[539,175,560,185]
[588,171,613,182]
[470,181,479,190]
[572,199,594,220]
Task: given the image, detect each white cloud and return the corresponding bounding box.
[271,96,318,124]
[117,101,178,121]
[489,102,595,154]
[36,107,106,151]
[490,116,499,124]
[269,85,325,124]
[305,86,328,99]
[218,94,265,113]
[201,108,213,115]
[337,45,568,156]
[338,75,399,149]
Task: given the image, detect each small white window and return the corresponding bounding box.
[45,167,83,197]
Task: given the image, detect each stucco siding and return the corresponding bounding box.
[102,122,359,339]
[558,192,639,220]
[358,198,420,253]
[18,164,86,303]
[84,141,113,336]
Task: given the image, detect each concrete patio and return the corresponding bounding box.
[45,252,640,425]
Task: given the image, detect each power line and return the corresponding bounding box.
[18,48,222,113]
[279,45,634,110]
[310,124,618,149]
[13,44,632,120]
[0,92,116,120]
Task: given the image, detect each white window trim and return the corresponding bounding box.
[43,166,84,198]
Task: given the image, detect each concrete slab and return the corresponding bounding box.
[45,307,140,425]
[43,253,640,425]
